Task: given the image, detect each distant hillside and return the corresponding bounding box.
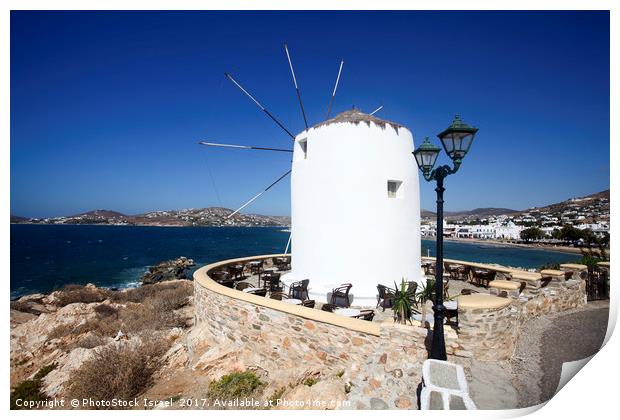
[10,215,28,223]
[420,189,609,222]
[519,189,610,217]
[11,207,290,227]
[421,208,518,219]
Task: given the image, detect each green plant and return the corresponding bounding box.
[303,377,317,387]
[267,387,286,408]
[392,279,415,325]
[415,279,435,328]
[208,371,263,401]
[10,363,57,410]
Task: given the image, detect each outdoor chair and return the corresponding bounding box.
[249,261,264,276]
[301,299,316,308]
[330,283,353,307]
[446,263,470,281]
[321,303,337,312]
[353,309,375,321]
[246,288,267,297]
[470,269,496,287]
[275,256,291,271]
[267,274,283,293]
[427,264,436,276]
[235,282,253,291]
[211,270,231,282]
[376,284,395,311]
[270,292,289,301]
[460,288,479,295]
[290,279,310,300]
[262,272,281,289]
[226,264,244,280]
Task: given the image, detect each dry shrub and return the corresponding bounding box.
[10,300,32,312]
[56,285,110,307]
[94,303,118,319]
[67,336,166,406]
[49,282,192,345]
[48,323,75,340]
[74,333,107,349]
[110,281,192,304]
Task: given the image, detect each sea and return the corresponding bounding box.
[10,224,580,299]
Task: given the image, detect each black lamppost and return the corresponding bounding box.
[413,114,479,360]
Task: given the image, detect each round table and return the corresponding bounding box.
[412,313,446,325]
[282,298,302,305]
[334,308,361,317]
[444,300,458,310]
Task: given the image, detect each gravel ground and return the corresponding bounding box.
[511,300,609,408]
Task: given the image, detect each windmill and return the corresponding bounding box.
[199,44,422,306]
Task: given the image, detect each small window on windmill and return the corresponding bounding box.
[387,180,402,198]
[298,138,308,159]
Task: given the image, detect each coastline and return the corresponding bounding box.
[423,236,586,255]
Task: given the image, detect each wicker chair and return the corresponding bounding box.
[460,288,479,295]
[290,279,310,300]
[275,256,291,271]
[270,292,289,301]
[321,303,337,312]
[376,284,395,311]
[211,270,230,282]
[470,269,495,287]
[226,264,244,280]
[353,309,375,321]
[246,288,267,297]
[267,273,283,293]
[301,299,316,308]
[330,283,353,307]
[235,282,253,291]
[249,261,264,276]
[446,263,470,281]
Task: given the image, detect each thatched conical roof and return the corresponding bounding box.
[311,109,404,133]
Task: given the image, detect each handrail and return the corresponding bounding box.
[193,253,381,336]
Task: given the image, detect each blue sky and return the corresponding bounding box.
[11,11,609,218]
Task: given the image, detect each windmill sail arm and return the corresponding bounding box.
[226,169,292,219]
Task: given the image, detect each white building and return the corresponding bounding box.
[288,110,422,306]
[493,221,523,240]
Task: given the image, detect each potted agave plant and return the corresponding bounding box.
[392,279,415,325]
[415,279,435,328]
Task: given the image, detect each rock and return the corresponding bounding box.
[17,293,46,303]
[42,347,95,397]
[141,257,195,284]
[10,309,37,328]
[369,397,389,410]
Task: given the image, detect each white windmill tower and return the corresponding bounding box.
[200,44,422,306]
[289,110,421,306]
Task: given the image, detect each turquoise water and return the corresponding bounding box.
[10,225,579,298]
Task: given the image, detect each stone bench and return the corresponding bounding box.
[488,280,521,298]
[560,263,588,280]
[420,359,477,410]
[457,294,511,310]
[540,269,569,282]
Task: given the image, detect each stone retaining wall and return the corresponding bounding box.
[455,304,518,361]
[193,254,592,408]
